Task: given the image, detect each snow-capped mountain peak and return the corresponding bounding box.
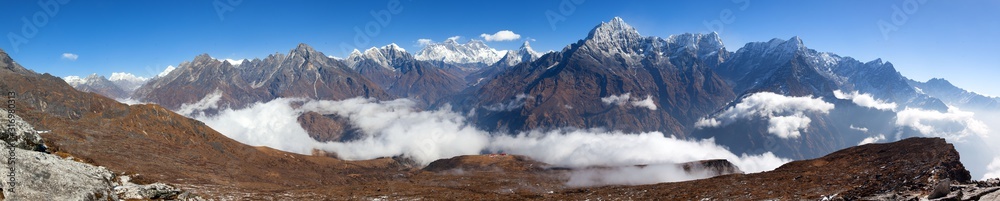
[665,32,727,58]
[495,41,542,67]
[64,72,150,94]
[414,38,507,65]
[584,17,643,51]
[108,72,150,91]
[519,41,540,57]
[384,43,405,52]
[62,75,89,87]
[345,43,416,69]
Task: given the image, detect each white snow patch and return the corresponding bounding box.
[156,65,176,77]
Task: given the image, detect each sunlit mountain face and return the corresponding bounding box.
[3,1,999,199]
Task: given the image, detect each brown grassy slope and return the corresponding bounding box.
[0,51,403,197]
[556,137,970,200]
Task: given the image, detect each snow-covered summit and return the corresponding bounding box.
[495,41,542,67]
[345,43,414,69]
[666,32,726,58]
[414,38,507,65]
[582,16,644,55]
[108,72,150,92]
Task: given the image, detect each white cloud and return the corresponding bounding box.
[176,89,223,117]
[895,106,989,141]
[303,99,491,165]
[849,125,869,132]
[833,90,897,111]
[191,96,790,186]
[480,30,521,42]
[61,53,78,61]
[858,134,886,145]
[483,94,528,112]
[490,129,789,173]
[416,39,433,46]
[694,92,835,139]
[156,65,176,77]
[446,36,461,41]
[767,114,812,138]
[601,93,657,110]
[631,95,658,110]
[115,98,145,105]
[984,157,1000,180]
[694,118,721,128]
[601,93,631,105]
[194,98,319,155]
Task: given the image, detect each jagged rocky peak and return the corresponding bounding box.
[518,41,541,57]
[289,43,330,60]
[496,41,543,67]
[766,36,806,53]
[366,43,410,59]
[192,53,215,63]
[731,36,808,60]
[667,32,723,49]
[666,32,726,57]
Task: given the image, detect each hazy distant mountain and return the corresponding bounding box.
[908,78,1000,110]
[414,37,508,67]
[714,37,946,110]
[345,43,466,106]
[691,34,952,159]
[63,74,130,100]
[108,72,149,92]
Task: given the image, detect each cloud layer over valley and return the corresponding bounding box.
[182,96,790,186]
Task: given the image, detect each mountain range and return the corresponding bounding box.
[2,16,993,199]
[62,16,991,171]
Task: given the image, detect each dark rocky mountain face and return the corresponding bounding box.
[132,54,266,115]
[464,17,735,134]
[133,44,391,115]
[908,78,1000,110]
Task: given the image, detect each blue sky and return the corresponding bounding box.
[2,0,998,96]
